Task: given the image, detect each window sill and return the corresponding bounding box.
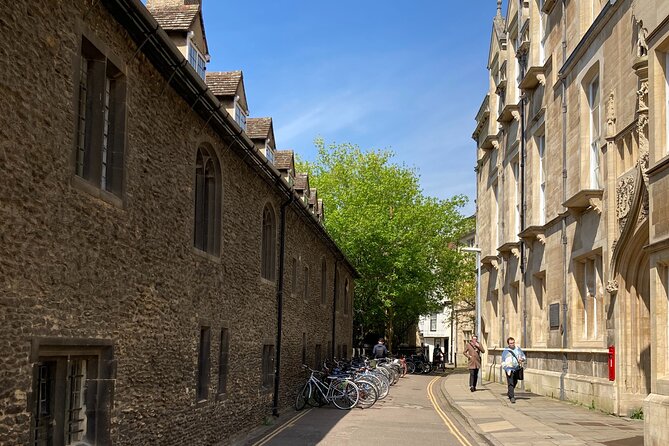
[192,247,221,263]
[71,175,124,209]
[260,277,276,286]
[563,188,603,215]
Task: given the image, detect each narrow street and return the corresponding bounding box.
[239,373,486,446]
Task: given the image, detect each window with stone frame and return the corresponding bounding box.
[31,340,113,446]
[197,327,211,401]
[663,264,669,374]
[512,159,520,238]
[539,0,547,64]
[320,258,327,305]
[493,180,500,249]
[261,344,275,390]
[194,146,221,255]
[588,75,602,189]
[532,271,547,342]
[314,344,322,370]
[665,52,669,154]
[537,134,547,224]
[75,36,126,198]
[343,279,350,315]
[303,265,309,301]
[261,204,276,281]
[575,254,603,339]
[291,257,298,295]
[430,314,437,331]
[217,328,229,396]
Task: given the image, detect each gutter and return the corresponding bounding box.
[272,193,294,417]
[100,0,360,278]
[557,0,620,81]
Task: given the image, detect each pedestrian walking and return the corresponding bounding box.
[433,344,444,370]
[501,336,526,403]
[372,338,388,359]
[464,335,485,391]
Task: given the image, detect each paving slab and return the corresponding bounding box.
[440,370,644,446]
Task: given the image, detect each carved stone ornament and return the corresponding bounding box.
[606,279,619,294]
[616,174,635,233]
[637,81,648,111]
[606,91,616,137]
[636,19,648,58]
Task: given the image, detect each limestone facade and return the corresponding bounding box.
[0,1,355,445]
[473,1,669,443]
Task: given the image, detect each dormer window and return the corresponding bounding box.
[234,100,247,130]
[187,33,206,80]
[264,143,275,164]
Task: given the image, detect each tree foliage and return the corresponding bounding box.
[298,139,475,350]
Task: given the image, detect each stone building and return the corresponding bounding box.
[0,0,356,445]
[472,0,669,443]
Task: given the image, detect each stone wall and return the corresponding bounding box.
[0,1,353,444]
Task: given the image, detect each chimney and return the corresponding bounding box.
[146,0,201,8]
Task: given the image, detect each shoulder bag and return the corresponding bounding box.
[508,349,524,380]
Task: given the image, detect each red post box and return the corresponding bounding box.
[608,345,615,381]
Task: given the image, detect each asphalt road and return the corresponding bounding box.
[240,373,487,446]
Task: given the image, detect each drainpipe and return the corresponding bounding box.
[272,192,293,417]
[331,259,340,359]
[559,0,569,402]
[519,53,528,352]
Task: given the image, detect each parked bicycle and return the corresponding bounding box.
[295,365,360,410]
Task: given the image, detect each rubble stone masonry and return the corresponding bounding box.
[0,1,354,444]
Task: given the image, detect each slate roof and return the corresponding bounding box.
[246,117,272,140]
[274,150,294,171]
[309,189,318,206]
[148,4,199,31]
[205,71,242,97]
[294,173,309,191]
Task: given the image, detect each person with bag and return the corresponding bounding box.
[501,336,526,403]
[372,338,388,359]
[464,335,485,391]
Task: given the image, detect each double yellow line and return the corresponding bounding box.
[427,376,473,446]
[251,408,312,446]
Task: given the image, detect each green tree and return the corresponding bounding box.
[298,139,474,351]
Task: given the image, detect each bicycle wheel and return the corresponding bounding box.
[406,361,416,374]
[355,379,378,409]
[363,373,388,400]
[295,382,310,411]
[331,380,359,410]
[422,362,432,374]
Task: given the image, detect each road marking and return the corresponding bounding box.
[427,376,473,446]
[251,408,313,446]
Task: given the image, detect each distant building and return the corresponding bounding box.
[473,1,669,443]
[0,1,356,444]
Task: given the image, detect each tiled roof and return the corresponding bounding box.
[148,4,199,31]
[246,117,272,140]
[205,71,242,97]
[294,173,309,191]
[274,150,294,170]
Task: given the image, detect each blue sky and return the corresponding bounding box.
[199,1,500,215]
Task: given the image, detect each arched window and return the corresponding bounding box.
[344,278,350,315]
[261,204,276,280]
[320,258,327,304]
[194,146,221,255]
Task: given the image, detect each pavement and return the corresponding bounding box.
[439,369,645,446]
